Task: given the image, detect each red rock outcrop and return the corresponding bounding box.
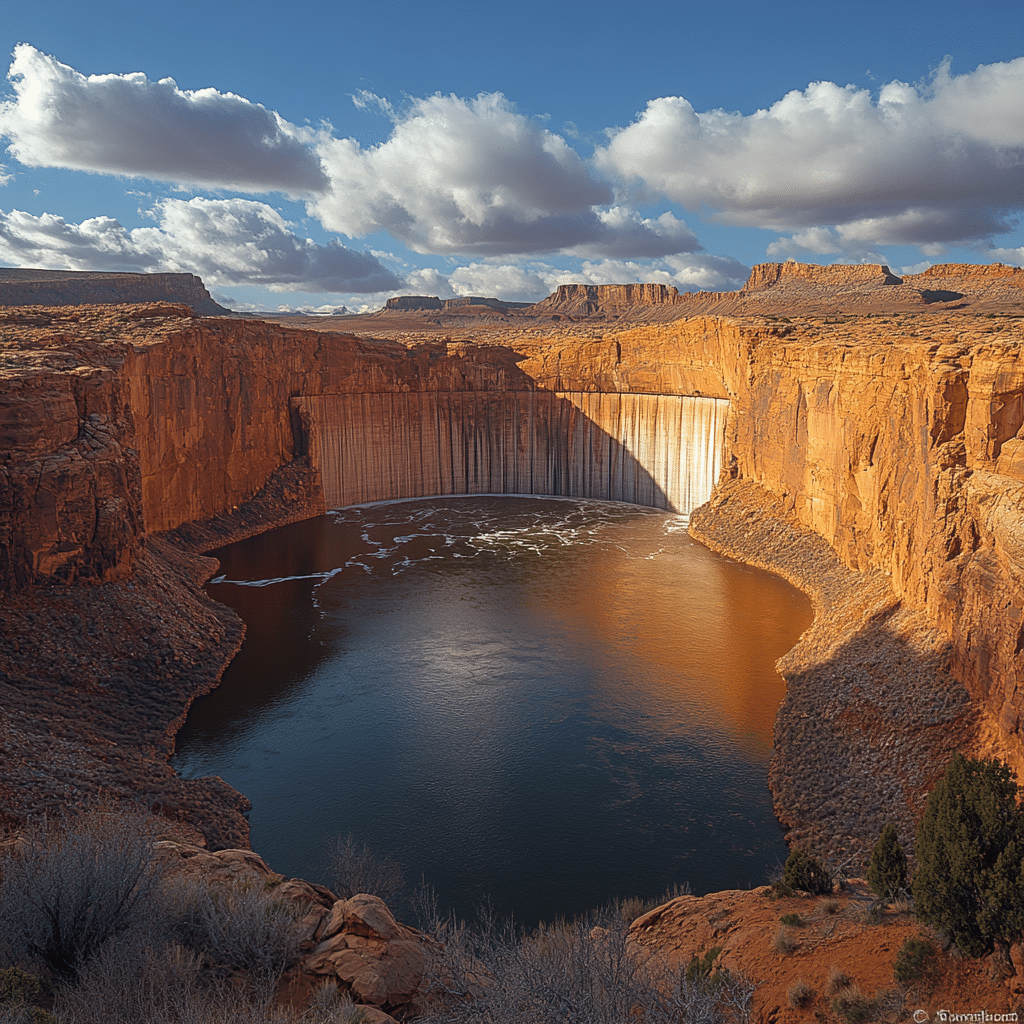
[628,882,1013,1024]
[530,282,684,315]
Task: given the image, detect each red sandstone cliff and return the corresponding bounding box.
[530,282,684,315]
[3,263,1024,855]
[1,304,531,589]
[519,262,1024,319]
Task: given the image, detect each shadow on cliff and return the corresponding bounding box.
[769,598,975,872]
[300,387,726,515]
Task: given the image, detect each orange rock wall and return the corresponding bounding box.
[516,317,1024,747]
[6,306,1023,758]
[126,322,528,533]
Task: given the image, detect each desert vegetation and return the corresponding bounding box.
[5,753,1024,1022]
[0,809,756,1023]
[912,752,1024,957]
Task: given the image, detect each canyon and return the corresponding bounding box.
[2,262,1024,872]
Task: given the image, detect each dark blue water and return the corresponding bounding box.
[173,496,812,925]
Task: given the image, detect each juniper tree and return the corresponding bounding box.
[782,850,832,896]
[867,824,907,900]
[912,753,1024,957]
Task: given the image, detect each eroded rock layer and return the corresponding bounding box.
[0,269,230,316]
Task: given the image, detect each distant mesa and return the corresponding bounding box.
[531,283,685,315]
[384,294,532,313]
[0,268,231,317]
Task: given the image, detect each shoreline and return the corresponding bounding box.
[689,478,977,868]
[4,471,962,874]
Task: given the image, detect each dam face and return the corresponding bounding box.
[298,392,728,514]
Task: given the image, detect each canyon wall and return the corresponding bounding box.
[2,309,522,588]
[299,391,726,514]
[4,272,1024,840]
[513,314,1024,757]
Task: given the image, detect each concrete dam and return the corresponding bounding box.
[295,391,729,514]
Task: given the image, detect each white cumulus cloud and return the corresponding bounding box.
[0,44,327,194]
[310,92,699,259]
[0,197,401,292]
[595,57,1024,252]
[435,252,750,303]
[985,247,1024,267]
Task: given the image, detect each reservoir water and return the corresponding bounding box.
[174,496,813,926]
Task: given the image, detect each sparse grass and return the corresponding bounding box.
[0,807,161,982]
[169,876,305,983]
[826,968,854,998]
[615,882,692,924]
[820,899,840,915]
[830,984,877,1024]
[787,979,815,1009]
[327,833,406,904]
[851,901,885,926]
[414,901,754,1024]
[773,927,796,954]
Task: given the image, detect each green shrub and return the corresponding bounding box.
[912,753,1024,957]
[867,824,908,900]
[684,946,723,985]
[893,937,937,988]
[783,850,832,895]
[779,912,802,927]
[0,967,57,1024]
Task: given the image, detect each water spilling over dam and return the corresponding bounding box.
[297,392,729,514]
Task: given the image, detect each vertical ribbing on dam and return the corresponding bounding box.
[299,392,728,515]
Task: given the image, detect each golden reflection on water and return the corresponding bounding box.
[523,522,810,756]
[187,498,815,922]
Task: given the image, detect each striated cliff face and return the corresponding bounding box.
[1,306,535,589]
[531,282,684,315]
[3,263,1024,853]
[301,391,726,513]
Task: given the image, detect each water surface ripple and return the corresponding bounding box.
[174,496,813,925]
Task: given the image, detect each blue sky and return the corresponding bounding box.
[1,0,1022,311]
